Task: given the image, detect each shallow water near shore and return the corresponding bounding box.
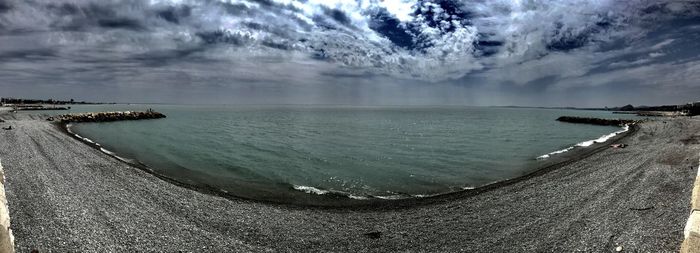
[61,105,641,204]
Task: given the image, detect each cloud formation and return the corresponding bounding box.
[0,0,699,105]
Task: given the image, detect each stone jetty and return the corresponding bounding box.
[57,111,166,123]
[556,116,638,126]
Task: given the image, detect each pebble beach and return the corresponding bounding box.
[0,110,697,252]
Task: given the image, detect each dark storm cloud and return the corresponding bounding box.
[321,7,353,27]
[155,5,192,24]
[368,9,414,49]
[0,48,56,61]
[1,0,700,105]
[0,0,11,13]
[96,18,145,30]
[128,47,212,67]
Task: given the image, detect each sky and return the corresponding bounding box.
[0,0,699,107]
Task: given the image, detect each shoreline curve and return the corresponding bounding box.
[58,120,639,209]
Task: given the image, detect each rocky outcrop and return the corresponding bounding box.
[0,159,14,253]
[58,111,166,123]
[556,116,638,126]
[682,154,700,253]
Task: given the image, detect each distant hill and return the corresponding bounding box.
[495,101,700,116]
[610,102,699,115]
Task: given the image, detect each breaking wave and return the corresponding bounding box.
[292,184,476,201]
[537,124,630,159]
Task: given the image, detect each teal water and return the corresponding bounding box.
[63,105,639,204]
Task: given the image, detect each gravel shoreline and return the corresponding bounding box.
[0,111,697,252]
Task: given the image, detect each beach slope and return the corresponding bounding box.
[0,112,698,252]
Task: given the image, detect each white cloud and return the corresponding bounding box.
[651,39,675,50]
[378,0,415,22]
[608,58,652,68]
[649,52,665,58]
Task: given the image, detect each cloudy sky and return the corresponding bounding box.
[0,0,699,106]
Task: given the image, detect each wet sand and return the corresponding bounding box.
[0,111,698,252]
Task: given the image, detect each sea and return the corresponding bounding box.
[57,105,640,205]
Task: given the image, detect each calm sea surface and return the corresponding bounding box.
[62,105,639,204]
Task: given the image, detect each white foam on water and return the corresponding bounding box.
[537,147,575,159]
[292,186,408,200]
[374,195,405,200]
[79,136,97,145]
[292,185,372,199]
[537,124,630,160]
[292,185,330,195]
[347,195,369,200]
[99,147,115,155]
[292,184,480,200]
[97,147,131,163]
[67,125,99,146]
[412,193,443,198]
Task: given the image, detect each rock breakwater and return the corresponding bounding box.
[556,116,639,126]
[58,111,166,123]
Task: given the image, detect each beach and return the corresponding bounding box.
[0,111,697,251]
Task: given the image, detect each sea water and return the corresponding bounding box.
[63,105,640,204]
